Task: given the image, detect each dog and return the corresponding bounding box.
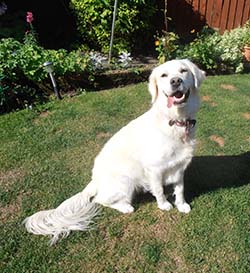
[24,59,205,244]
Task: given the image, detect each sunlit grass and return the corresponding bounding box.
[0,76,249,273]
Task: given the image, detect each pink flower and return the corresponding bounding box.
[26,11,33,23]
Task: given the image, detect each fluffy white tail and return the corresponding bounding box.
[24,181,98,245]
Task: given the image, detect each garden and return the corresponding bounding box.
[0,1,250,273]
[1,1,250,113]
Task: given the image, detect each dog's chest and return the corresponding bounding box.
[142,129,195,170]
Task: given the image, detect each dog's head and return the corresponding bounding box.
[149,59,206,107]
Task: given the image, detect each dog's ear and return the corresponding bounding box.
[148,68,158,103]
[182,59,206,89]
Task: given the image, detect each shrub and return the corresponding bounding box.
[0,35,95,83]
[154,23,250,73]
[0,38,23,80]
[219,22,250,73]
[176,23,250,73]
[70,0,157,54]
[177,27,223,72]
[0,34,102,113]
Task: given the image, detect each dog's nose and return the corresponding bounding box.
[170,77,183,87]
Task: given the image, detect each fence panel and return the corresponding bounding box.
[168,0,250,34]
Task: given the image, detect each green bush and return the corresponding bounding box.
[0,34,100,113]
[154,22,250,73]
[219,22,250,73]
[70,0,156,54]
[176,23,250,73]
[178,28,222,72]
[0,34,94,83]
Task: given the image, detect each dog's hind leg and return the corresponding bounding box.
[109,202,134,213]
[94,176,135,214]
[96,194,135,214]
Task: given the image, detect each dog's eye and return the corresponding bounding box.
[180,68,188,73]
[161,73,168,78]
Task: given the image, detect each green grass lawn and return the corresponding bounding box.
[0,74,250,273]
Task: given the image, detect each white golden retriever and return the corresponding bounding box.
[24,59,205,244]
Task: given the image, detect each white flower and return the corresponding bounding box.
[89,52,107,70]
[118,52,132,67]
[0,2,7,16]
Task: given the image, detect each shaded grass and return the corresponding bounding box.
[0,75,249,273]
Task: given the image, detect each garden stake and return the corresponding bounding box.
[108,0,118,63]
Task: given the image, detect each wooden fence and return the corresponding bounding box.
[167,0,250,34]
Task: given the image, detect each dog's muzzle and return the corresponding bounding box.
[165,89,190,108]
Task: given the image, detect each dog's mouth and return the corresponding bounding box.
[166,90,190,108]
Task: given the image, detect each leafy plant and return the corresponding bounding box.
[241,21,250,46]
[180,23,250,73]
[155,31,179,63]
[219,22,250,73]
[0,35,104,113]
[178,27,222,72]
[0,36,98,83]
[70,0,157,54]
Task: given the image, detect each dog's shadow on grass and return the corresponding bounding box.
[135,152,250,206]
[184,151,250,202]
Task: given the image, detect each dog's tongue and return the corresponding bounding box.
[167,96,174,108]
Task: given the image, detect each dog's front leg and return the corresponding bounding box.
[148,170,173,211]
[173,178,191,213]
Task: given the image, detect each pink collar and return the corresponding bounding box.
[169,119,196,137]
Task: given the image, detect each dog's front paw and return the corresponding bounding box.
[176,203,191,213]
[158,201,173,211]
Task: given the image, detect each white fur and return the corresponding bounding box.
[24,59,205,244]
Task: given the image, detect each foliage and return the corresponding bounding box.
[0,35,95,83]
[70,0,157,54]
[219,22,250,73]
[0,28,139,113]
[178,27,222,72]
[154,22,250,73]
[0,33,104,113]
[173,22,250,73]
[240,21,250,46]
[155,31,179,64]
